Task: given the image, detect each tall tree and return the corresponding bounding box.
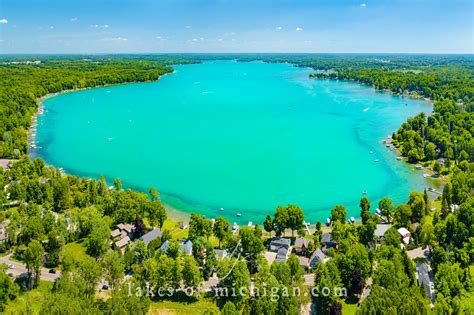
[24,240,44,289]
[213,217,230,248]
[360,197,371,224]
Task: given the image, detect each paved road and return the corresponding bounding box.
[0,254,60,282]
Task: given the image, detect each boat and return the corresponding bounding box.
[374,159,380,162]
[236,213,241,217]
[416,165,424,170]
[248,221,253,226]
[219,207,224,212]
[375,208,381,215]
[396,156,403,160]
[362,191,367,195]
[350,217,355,223]
[326,218,331,226]
[423,173,430,178]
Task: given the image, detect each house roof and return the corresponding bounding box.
[181,240,193,255]
[117,223,134,234]
[275,246,289,262]
[270,237,291,248]
[295,237,310,249]
[298,256,310,267]
[321,233,333,244]
[374,224,392,237]
[310,248,325,264]
[110,229,121,238]
[140,227,162,246]
[397,227,411,238]
[115,236,130,249]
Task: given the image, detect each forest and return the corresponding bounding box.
[0,54,472,314]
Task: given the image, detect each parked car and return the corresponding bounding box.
[102,284,109,290]
[49,269,57,274]
[7,264,14,269]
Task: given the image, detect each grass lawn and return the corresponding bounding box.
[4,281,53,314]
[149,299,219,315]
[63,241,90,266]
[341,296,358,315]
[162,219,189,240]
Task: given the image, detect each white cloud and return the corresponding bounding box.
[101,37,128,42]
[360,3,367,7]
[0,19,8,24]
[224,32,236,36]
[275,26,282,30]
[295,27,303,31]
[91,24,109,28]
[70,17,78,22]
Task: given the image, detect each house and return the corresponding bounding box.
[110,229,121,239]
[263,251,277,265]
[397,227,411,245]
[160,239,193,256]
[181,240,193,256]
[309,248,328,268]
[275,246,290,263]
[298,256,310,270]
[416,262,435,302]
[140,227,162,246]
[269,237,291,252]
[374,224,392,243]
[117,223,134,238]
[321,233,337,252]
[294,237,311,255]
[114,236,130,252]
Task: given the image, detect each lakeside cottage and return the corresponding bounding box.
[397,227,411,245]
[309,248,328,268]
[114,236,130,252]
[275,246,290,263]
[140,227,162,246]
[321,233,337,252]
[269,237,291,252]
[160,239,193,256]
[294,237,311,255]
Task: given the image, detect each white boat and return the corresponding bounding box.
[423,173,430,178]
[396,156,403,160]
[350,217,355,223]
[219,207,224,212]
[326,218,331,226]
[236,213,241,217]
[375,208,381,215]
[374,159,380,162]
[362,191,367,195]
[248,221,253,226]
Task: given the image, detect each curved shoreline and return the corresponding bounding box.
[29,61,438,225]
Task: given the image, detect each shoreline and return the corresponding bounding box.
[28,61,443,225]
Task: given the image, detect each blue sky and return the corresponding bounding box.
[0,0,472,54]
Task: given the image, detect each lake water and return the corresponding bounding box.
[35,60,432,224]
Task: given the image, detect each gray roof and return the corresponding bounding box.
[374,224,392,237]
[321,233,333,244]
[309,248,326,267]
[160,239,193,256]
[270,237,291,248]
[214,249,228,260]
[416,262,434,300]
[140,228,162,246]
[275,247,289,263]
[181,240,193,255]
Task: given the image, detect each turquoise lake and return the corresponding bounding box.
[35,60,432,224]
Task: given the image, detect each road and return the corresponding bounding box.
[0,254,60,282]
